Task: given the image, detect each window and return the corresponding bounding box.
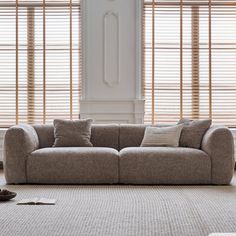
[0,0,81,127]
[143,0,236,127]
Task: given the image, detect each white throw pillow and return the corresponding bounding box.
[141,125,184,147]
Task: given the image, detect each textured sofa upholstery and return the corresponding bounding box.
[201,126,235,185]
[119,147,211,184]
[3,124,235,185]
[4,124,39,183]
[27,147,119,184]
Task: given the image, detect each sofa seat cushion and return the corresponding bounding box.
[119,147,211,184]
[27,147,119,184]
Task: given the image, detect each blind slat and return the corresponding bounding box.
[0,0,81,127]
[144,0,236,127]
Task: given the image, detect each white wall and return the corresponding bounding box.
[80,0,145,124]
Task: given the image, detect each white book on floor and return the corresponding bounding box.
[17,197,56,205]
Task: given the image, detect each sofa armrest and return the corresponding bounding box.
[201,126,234,185]
[3,124,39,184]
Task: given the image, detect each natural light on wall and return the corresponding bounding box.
[143,0,236,127]
[0,0,81,127]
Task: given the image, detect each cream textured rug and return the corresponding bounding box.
[0,172,236,236]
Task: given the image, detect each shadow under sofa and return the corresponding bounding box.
[3,124,235,185]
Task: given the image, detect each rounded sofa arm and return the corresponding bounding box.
[3,124,39,184]
[201,126,235,185]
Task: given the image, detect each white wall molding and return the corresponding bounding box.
[80,99,145,124]
[103,11,120,87]
[80,0,145,123]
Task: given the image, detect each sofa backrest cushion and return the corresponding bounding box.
[91,124,119,150]
[119,125,147,150]
[33,124,119,150]
[33,123,175,150]
[33,124,54,148]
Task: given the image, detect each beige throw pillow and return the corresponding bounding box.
[178,118,212,149]
[53,119,93,147]
[141,125,184,147]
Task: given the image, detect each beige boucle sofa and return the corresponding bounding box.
[3,124,235,185]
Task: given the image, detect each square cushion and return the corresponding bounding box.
[178,119,212,149]
[141,125,183,147]
[53,119,93,147]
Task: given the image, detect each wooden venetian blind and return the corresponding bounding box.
[0,0,81,127]
[143,0,236,127]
